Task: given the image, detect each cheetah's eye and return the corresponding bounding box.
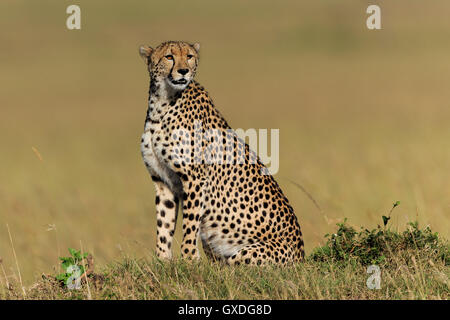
[187,54,194,60]
[165,55,174,60]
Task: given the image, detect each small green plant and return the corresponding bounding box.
[382,200,400,227]
[55,248,89,286]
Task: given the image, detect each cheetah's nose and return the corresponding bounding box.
[177,69,189,76]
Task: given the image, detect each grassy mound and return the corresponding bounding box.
[1,220,449,300]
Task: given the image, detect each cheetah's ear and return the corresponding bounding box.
[139,45,153,64]
[193,43,200,53]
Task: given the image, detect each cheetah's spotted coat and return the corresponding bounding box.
[139,41,304,265]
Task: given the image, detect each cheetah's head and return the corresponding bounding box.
[139,41,200,91]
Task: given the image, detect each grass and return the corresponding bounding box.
[1,219,448,300]
[0,0,450,297]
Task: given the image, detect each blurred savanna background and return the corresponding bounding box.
[0,0,449,284]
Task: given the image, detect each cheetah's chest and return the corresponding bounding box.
[140,103,177,189]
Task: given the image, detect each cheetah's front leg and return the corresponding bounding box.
[180,179,205,260]
[154,181,179,259]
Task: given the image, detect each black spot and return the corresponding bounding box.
[164,200,174,209]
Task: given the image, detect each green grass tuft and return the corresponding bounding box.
[311,219,449,266]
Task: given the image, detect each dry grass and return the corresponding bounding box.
[0,0,449,294]
[1,247,448,300]
[1,219,448,300]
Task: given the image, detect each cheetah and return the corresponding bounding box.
[139,41,305,265]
